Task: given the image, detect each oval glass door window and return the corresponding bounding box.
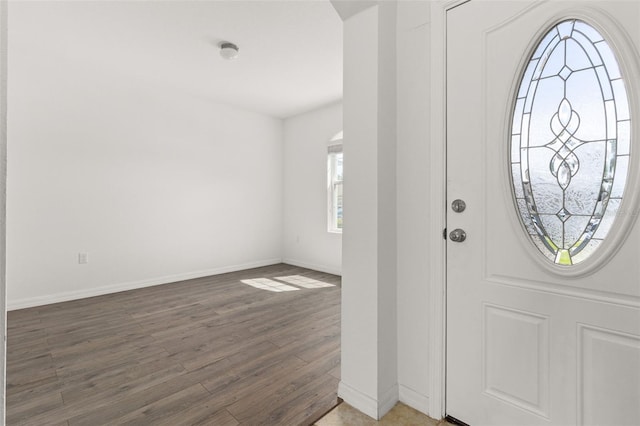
[510,19,631,266]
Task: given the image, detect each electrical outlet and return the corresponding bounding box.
[78,253,88,264]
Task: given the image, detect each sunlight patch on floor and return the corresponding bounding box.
[240,278,299,292]
[240,275,336,292]
[276,275,336,289]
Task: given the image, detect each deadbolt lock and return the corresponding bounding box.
[451,199,466,213]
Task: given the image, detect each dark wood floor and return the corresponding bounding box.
[6,264,341,425]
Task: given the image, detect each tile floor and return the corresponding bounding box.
[315,402,454,426]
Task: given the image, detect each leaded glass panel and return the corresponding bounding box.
[510,20,631,266]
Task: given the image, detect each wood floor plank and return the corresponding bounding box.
[6,336,50,362]
[242,371,339,426]
[226,348,341,423]
[156,406,239,426]
[7,264,340,425]
[66,370,212,425]
[6,389,63,425]
[270,376,340,426]
[201,355,309,409]
[173,334,272,372]
[115,383,211,426]
[60,357,186,404]
[55,344,169,379]
[19,361,189,425]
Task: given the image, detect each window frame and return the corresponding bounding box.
[509,18,633,268]
[327,141,343,234]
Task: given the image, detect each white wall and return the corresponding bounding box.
[283,102,342,275]
[0,0,7,417]
[396,0,432,414]
[339,3,398,419]
[340,6,381,417]
[376,0,398,416]
[337,0,434,419]
[7,12,283,309]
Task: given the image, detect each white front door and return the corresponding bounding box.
[446,1,640,425]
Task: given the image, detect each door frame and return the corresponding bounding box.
[427,0,469,419]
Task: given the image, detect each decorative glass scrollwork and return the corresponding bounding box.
[510,20,631,265]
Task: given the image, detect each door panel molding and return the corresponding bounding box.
[483,303,550,418]
[577,323,640,425]
[486,274,640,308]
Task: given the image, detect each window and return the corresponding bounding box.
[328,141,343,233]
[510,20,631,265]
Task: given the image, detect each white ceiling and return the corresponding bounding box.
[10,0,343,119]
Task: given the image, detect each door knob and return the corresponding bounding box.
[449,228,467,242]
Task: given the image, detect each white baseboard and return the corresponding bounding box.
[282,258,342,276]
[378,383,399,418]
[337,381,399,420]
[399,385,430,417]
[7,258,282,311]
[338,381,379,420]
